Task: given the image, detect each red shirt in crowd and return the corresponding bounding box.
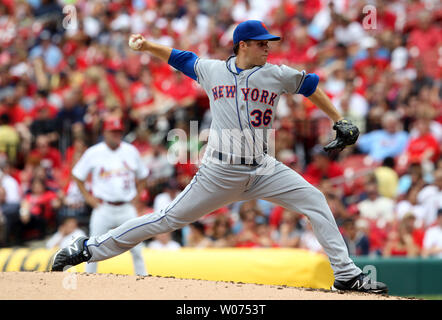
[354,56,389,87]
[75,46,105,71]
[0,104,28,124]
[175,161,198,178]
[407,25,442,78]
[160,73,198,105]
[368,223,388,253]
[286,37,316,65]
[132,138,152,157]
[267,49,289,66]
[28,100,58,120]
[82,82,101,104]
[234,231,261,248]
[25,191,58,220]
[406,133,440,164]
[269,206,284,229]
[29,147,63,170]
[408,26,442,53]
[130,81,155,110]
[376,9,397,31]
[303,161,344,186]
[105,72,128,108]
[385,230,423,256]
[150,60,173,89]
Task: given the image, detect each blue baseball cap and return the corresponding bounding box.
[233,20,281,44]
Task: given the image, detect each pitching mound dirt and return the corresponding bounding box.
[0,272,408,300]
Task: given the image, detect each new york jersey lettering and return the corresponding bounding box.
[213,86,278,107]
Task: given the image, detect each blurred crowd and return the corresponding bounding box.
[0,0,441,258]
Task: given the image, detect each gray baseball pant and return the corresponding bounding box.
[86,155,361,281]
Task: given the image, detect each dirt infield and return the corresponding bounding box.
[0,272,411,300]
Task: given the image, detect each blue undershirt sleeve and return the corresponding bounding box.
[298,73,319,97]
[167,49,199,81]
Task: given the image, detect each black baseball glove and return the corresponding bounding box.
[324,119,360,152]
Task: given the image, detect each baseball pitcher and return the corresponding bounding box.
[52,20,387,293]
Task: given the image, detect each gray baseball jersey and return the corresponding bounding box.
[85,55,362,281]
[196,56,305,159]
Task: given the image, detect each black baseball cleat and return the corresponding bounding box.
[51,236,92,271]
[332,273,388,294]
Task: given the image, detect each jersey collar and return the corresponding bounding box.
[225,56,263,76]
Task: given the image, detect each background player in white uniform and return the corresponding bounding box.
[71,117,148,276]
[52,20,387,293]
